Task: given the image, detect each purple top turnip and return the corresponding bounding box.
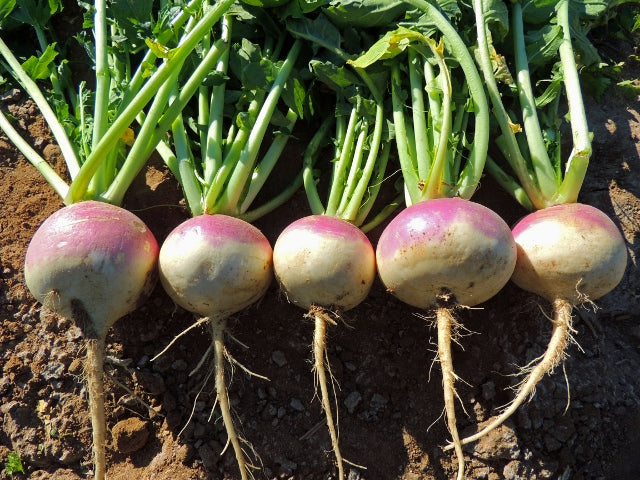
[273,215,376,311]
[377,197,517,308]
[450,202,628,453]
[376,197,516,480]
[511,203,627,303]
[157,214,273,480]
[23,201,159,480]
[24,201,159,339]
[159,214,273,319]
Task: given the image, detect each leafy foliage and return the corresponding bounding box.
[3,452,24,476]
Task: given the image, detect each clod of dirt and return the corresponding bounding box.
[469,421,521,460]
[111,417,150,454]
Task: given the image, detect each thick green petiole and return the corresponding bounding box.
[513,1,558,199]
[0,38,81,178]
[66,0,236,205]
[552,0,591,205]
[214,39,302,214]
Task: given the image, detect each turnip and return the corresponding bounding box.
[350,5,498,477]
[275,14,403,477]
[448,203,627,449]
[1,3,238,478]
[24,201,159,479]
[157,215,273,480]
[376,199,515,480]
[273,215,376,478]
[150,13,309,478]
[449,0,629,453]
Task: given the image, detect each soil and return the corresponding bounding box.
[1,31,640,480]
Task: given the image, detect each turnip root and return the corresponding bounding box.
[24,201,159,480]
[158,214,273,480]
[450,202,627,450]
[273,215,376,479]
[376,197,516,480]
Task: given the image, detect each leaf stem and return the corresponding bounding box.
[552,0,591,205]
[0,37,81,179]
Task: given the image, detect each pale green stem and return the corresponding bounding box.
[239,109,298,214]
[513,1,557,199]
[423,41,452,200]
[92,0,110,151]
[472,0,545,208]
[409,48,431,180]
[0,37,81,178]
[552,0,591,205]
[0,109,69,198]
[326,107,358,216]
[215,39,302,214]
[66,0,235,204]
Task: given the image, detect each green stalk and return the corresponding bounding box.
[92,0,110,151]
[204,15,232,184]
[215,39,302,214]
[360,193,403,234]
[66,0,235,204]
[100,65,182,204]
[103,37,228,205]
[239,109,299,214]
[303,117,336,215]
[198,34,212,156]
[471,0,544,207]
[485,156,534,210]
[424,55,441,151]
[513,1,558,199]
[336,120,368,216]
[409,48,431,180]
[391,62,422,204]
[552,0,591,205]
[341,101,385,222]
[172,107,204,216]
[203,96,261,213]
[352,140,393,227]
[406,0,489,200]
[449,95,469,183]
[240,173,304,223]
[423,40,452,201]
[0,110,69,198]
[326,106,358,215]
[86,0,112,200]
[0,37,81,178]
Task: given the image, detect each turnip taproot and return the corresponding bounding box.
[24,201,159,480]
[157,214,272,480]
[271,17,395,470]
[273,215,376,477]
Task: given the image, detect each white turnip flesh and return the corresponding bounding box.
[451,202,628,451]
[376,197,517,480]
[158,214,273,480]
[24,200,159,480]
[273,215,376,480]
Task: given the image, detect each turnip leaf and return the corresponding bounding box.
[22,43,58,80]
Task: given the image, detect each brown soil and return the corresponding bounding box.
[1,36,639,480]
